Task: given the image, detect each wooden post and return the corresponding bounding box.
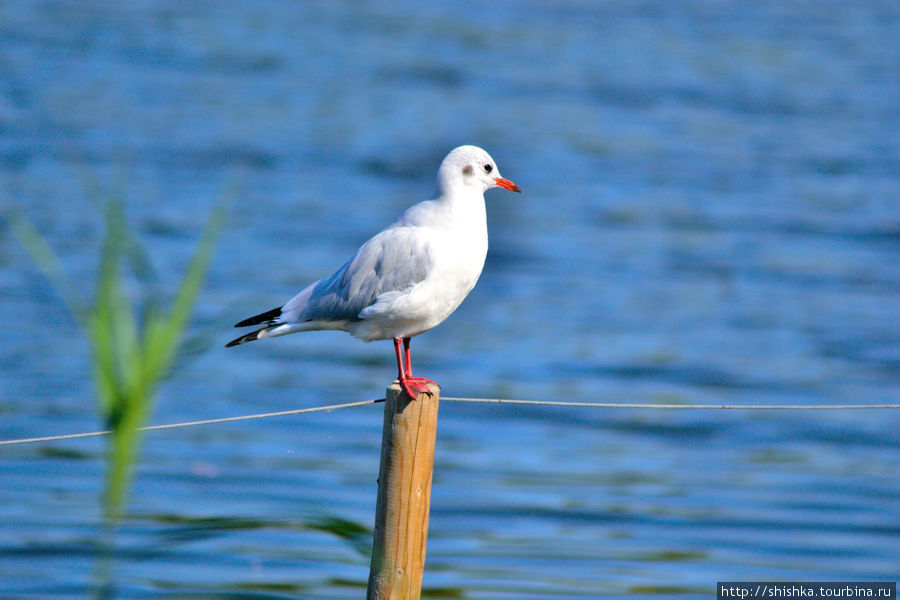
[367,381,440,600]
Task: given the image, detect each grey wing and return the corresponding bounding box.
[280,226,433,324]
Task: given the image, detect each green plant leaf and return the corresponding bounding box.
[5,207,90,329]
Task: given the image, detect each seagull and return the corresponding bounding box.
[226,145,521,400]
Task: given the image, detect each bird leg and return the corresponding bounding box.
[403,337,413,378]
[392,337,435,399]
[393,337,405,380]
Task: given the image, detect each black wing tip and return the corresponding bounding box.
[234,306,282,328]
[225,328,262,348]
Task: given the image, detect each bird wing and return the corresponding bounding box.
[281,225,434,324]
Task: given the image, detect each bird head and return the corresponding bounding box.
[437,145,521,196]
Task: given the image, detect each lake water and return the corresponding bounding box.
[1,1,898,598]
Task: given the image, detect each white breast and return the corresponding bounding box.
[349,191,489,341]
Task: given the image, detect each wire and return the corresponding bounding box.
[0,399,379,446]
[442,398,900,410]
[1,396,897,447]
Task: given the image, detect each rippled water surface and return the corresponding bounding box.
[2,1,898,598]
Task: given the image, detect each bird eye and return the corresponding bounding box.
[484,163,493,173]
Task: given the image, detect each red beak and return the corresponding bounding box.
[493,177,522,193]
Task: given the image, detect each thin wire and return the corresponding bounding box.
[0,399,378,446]
[441,397,900,410]
[1,396,897,447]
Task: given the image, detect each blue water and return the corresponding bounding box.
[2,1,898,598]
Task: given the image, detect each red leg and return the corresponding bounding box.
[392,337,435,399]
[393,337,405,380]
[403,337,413,378]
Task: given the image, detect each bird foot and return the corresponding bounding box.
[398,376,437,400]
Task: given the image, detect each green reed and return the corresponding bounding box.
[9,188,226,595]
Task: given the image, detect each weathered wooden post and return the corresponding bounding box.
[366,381,441,600]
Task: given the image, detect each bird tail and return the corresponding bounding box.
[225,306,283,348]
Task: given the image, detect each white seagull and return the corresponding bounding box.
[226,145,521,399]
